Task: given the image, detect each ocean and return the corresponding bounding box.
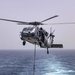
[0,49,75,75]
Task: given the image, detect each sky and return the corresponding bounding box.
[0,0,75,50]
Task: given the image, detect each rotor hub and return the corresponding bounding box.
[29,21,43,25]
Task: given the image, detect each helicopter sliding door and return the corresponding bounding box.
[39,30,45,43]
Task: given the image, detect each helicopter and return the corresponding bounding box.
[0,15,63,54]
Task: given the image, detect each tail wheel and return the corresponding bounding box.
[47,48,49,54]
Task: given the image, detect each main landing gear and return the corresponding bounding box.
[22,41,26,46]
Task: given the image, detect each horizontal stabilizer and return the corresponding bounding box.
[51,44,63,48]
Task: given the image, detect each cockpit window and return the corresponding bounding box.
[22,27,35,33]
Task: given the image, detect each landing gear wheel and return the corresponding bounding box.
[23,41,26,46]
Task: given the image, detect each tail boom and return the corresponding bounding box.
[51,44,63,48]
[40,44,63,48]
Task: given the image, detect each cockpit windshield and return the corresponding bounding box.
[22,27,35,33]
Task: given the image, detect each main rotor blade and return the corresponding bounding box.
[41,15,58,23]
[0,18,29,25]
[48,22,75,25]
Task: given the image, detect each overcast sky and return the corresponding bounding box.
[0,0,75,50]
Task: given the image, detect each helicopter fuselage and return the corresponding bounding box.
[20,26,52,48]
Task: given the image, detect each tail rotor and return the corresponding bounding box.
[49,27,55,39]
[49,27,55,44]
